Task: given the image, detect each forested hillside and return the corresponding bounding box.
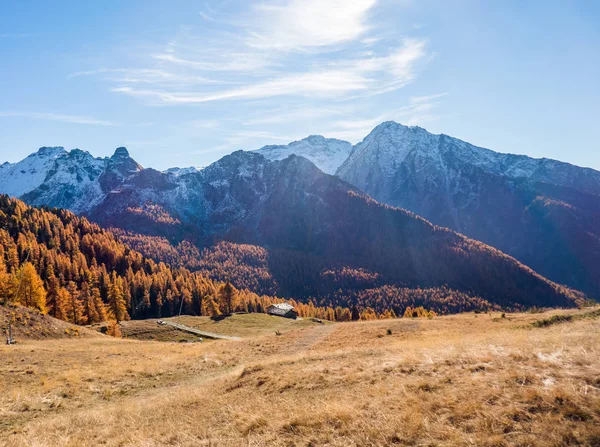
[0,196,349,325]
[111,231,500,315]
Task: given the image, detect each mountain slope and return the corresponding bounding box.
[256,135,352,174]
[0,146,67,197]
[78,151,583,309]
[337,122,600,297]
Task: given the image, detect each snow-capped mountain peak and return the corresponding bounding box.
[112,146,131,159]
[338,121,443,179]
[36,146,69,157]
[0,146,68,198]
[0,146,146,214]
[339,121,600,196]
[107,146,143,177]
[255,135,352,174]
[163,166,205,177]
[336,120,600,297]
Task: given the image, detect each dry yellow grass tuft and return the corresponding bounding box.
[1,308,599,446]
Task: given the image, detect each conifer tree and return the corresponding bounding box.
[80,281,98,324]
[16,262,46,313]
[0,257,14,305]
[202,295,221,316]
[57,288,71,320]
[106,320,122,338]
[45,266,66,319]
[91,287,108,323]
[65,281,85,325]
[218,281,238,315]
[108,272,128,322]
[5,246,19,273]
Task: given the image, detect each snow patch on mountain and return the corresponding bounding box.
[0,147,67,197]
[256,135,352,174]
[164,166,205,176]
[27,149,108,213]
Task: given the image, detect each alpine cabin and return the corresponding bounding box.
[266,303,297,319]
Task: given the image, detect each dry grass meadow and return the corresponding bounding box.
[2,308,600,446]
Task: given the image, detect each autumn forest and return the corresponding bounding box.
[1,196,458,331]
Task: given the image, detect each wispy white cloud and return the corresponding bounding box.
[0,111,117,126]
[111,37,428,106]
[151,52,273,74]
[77,0,430,108]
[246,0,377,51]
[112,69,370,104]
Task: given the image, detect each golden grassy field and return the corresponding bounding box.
[114,313,325,342]
[1,308,600,446]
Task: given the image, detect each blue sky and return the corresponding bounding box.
[1,0,599,170]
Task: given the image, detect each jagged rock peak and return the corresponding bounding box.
[36,146,67,157]
[112,147,130,158]
[67,148,92,158]
[303,135,330,143]
[108,147,143,175]
[365,121,429,139]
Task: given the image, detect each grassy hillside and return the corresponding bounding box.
[1,304,100,340]
[2,307,599,446]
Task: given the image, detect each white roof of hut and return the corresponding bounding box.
[267,303,295,316]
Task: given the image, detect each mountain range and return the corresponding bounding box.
[0,121,596,310]
[255,123,600,298]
